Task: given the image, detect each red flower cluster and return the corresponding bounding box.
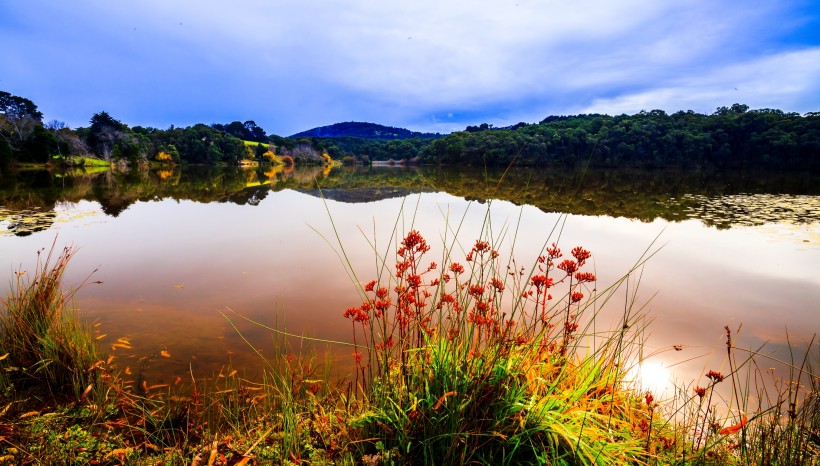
[705,370,725,383]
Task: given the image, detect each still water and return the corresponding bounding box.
[1,166,818,393]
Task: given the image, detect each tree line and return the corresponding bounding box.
[420,105,819,170]
[0,91,327,167]
[2,90,817,170]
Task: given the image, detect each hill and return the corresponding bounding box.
[289,121,440,140]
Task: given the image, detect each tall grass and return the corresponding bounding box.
[0,241,100,400]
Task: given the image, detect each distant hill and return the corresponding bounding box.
[290,121,440,140]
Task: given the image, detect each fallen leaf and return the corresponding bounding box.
[124,366,132,375]
[0,353,8,361]
[19,411,40,419]
[96,334,107,340]
[160,350,171,358]
[720,414,748,435]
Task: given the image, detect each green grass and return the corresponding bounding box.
[243,140,270,148]
[51,155,111,168]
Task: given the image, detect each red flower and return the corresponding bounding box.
[694,386,707,398]
[530,274,553,290]
[406,274,422,288]
[449,263,465,275]
[571,291,584,302]
[364,280,377,292]
[468,284,484,298]
[490,277,504,291]
[571,246,591,265]
[557,259,578,275]
[473,240,490,252]
[706,370,725,383]
[574,272,596,283]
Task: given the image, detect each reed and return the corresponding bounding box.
[0,241,100,401]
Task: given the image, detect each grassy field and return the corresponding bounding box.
[1,225,817,465]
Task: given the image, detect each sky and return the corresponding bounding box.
[2,1,819,136]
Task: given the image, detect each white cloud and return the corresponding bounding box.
[577,48,820,116]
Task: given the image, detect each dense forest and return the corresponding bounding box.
[420,105,820,170]
[1,90,818,170]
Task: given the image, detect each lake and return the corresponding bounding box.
[1,165,818,395]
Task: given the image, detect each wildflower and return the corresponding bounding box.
[400,230,429,254]
[645,392,654,406]
[406,274,422,288]
[343,307,358,319]
[571,291,584,302]
[557,259,578,275]
[447,328,459,341]
[530,274,553,290]
[546,243,561,258]
[364,280,377,292]
[571,246,591,265]
[490,277,504,291]
[474,240,490,252]
[705,370,725,383]
[574,272,596,283]
[468,284,484,298]
[694,386,707,398]
[352,352,363,364]
[449,263,465,275]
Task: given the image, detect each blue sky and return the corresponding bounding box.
[2,1,819,136]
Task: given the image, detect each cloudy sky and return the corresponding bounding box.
[2,1,819,136]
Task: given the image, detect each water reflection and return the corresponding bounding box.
[0,167,817,391]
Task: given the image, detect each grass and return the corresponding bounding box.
[0,222,817,464]
[0,240,101,401]
[51,155,112,168]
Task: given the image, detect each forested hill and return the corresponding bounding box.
[290,122,440,140]
[419,105,820,170]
